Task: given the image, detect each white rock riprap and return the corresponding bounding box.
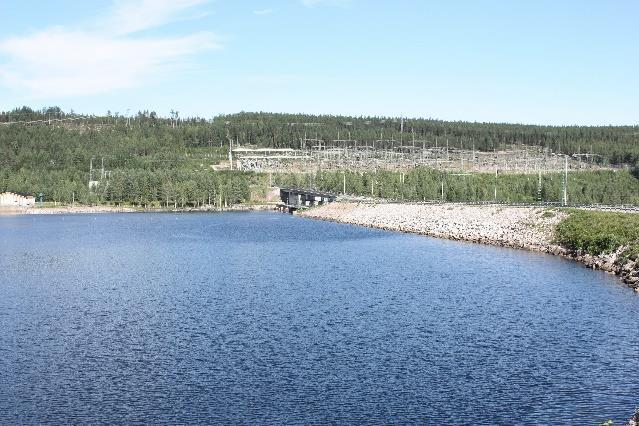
[301,202,566,253]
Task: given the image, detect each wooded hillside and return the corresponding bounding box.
[1,107,638,206]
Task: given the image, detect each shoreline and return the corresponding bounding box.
[0,204,276,215]
[300,202,639,292]
[5,201,638,291]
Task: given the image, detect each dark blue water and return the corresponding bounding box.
[1,212,638,424]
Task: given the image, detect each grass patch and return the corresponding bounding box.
[555,210,639,258]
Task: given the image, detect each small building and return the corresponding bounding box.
[0,191,36,207]
[278,187,337,212]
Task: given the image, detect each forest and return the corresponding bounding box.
[1,106,638,206]
[274,169,639,205]
[0,107,253,206]
[3,107,639,164]
[211,112,639,166]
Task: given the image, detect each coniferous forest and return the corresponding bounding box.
[1,107,638,206]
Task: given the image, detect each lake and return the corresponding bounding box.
[1,212,638,424]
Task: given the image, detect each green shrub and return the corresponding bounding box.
[555,210,639,256]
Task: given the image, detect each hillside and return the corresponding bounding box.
[1,107,638,206]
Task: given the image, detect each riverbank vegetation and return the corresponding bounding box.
[1,168,254,208]
[555,210,639,258]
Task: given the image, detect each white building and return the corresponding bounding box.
[0,192,36,207]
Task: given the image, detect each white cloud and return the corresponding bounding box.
[301,0,351,7]
[0,0,219,99]
[253,9,273,15]
[102,0,210,35]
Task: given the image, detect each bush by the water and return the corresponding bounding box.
[555,210,639,256]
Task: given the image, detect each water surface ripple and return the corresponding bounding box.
[1,212,638,424]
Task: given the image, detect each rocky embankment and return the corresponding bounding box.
[574,247,639,289]
[300,202,639,291]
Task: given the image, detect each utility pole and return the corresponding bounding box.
[537,170,542,203]
[472,139,475,164]
[562,155,568,206]
[343,171,346,195]
[494,166,498,202]
[400,172,405,200]
[412,128,415,149]
[228,137,233,171]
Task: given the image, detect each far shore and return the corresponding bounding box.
[0,203,276,215]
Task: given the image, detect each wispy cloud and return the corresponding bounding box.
[253,8,273,16]
[101,0,210,35]
[301,0,351,7]
[0,0,219,99]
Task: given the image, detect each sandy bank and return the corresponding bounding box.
[20,206,138,214]
[0,205,137,215]
[300,202,639,291]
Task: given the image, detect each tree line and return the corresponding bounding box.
[1,106,638,206]
[0,107,253,206]
[2,107,638,166]
[274,169,639,205]
[214,112,639,166]
[0,167,253,208]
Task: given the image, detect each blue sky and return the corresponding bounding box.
[0,0,637,124]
